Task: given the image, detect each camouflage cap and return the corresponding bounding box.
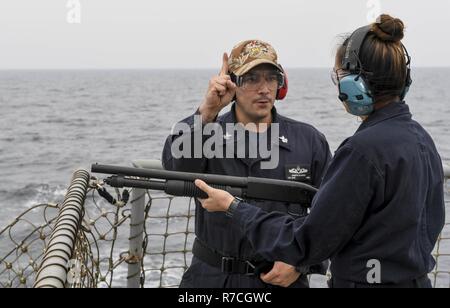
[228,40,282,76]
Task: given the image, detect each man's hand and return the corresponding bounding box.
[198,53,237,123]
[194,179,234,212]
[260,262,301,288]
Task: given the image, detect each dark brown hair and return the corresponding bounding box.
[337,14,409,101]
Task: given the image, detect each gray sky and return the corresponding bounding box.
[0,0,449,69]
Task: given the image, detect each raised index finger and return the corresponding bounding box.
[219,53,229,76]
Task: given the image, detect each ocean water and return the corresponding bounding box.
[0,69,449,287]
[0,68,448,216]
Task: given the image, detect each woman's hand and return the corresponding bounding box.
[194,179,234,212]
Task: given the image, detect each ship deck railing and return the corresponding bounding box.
[1,161,449,288]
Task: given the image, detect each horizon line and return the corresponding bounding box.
[1,66,449,71]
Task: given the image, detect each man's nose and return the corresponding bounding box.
[257,81,271,94]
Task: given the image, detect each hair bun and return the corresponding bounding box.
[372,14,404,42]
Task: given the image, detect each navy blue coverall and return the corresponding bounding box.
[230,102,445,288]
[162,104,332,288]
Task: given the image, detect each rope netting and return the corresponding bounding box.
[0,171,449,288]
[430,177,450,288]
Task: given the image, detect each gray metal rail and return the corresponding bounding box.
[444,163,450,180]
[127,160,164,288]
